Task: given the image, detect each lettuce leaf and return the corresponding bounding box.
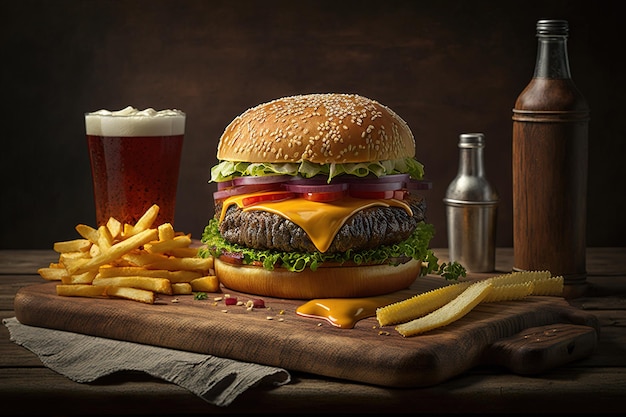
[209,158,425,183]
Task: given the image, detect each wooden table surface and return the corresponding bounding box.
[2,247,625,415]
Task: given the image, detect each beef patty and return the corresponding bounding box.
[217,195,426,254]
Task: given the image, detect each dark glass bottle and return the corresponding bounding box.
[512,20,590,291]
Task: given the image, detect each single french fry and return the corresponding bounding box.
[53,239,91,253]
[92,276,172,295]
[121,252,169,266]
[97,266,203,283]
[61,270,98,284]
[59,251,91,265]
[128,204,160,235]
[396,280,493,337]
[63,257,90,274]
[89,244,101,257]
[166,270,205,283]
[190,275,220,292]
[146,256,214,272]
[56,284,108,298]
[110,257,134,267]
[489,270,551,287]
[144,235,192,254]
[106,286,155,304]
[157,222,176,241]
[167,247,200,258]
[123,223,136,237]
[376,281,472,327]
[482,281,534,303]
[66,228,158,274]
[171,282,193,295]
[38,267,69,281]
[97,225,113,251]
[106,216,122,239]
[59,250,91,259]
[75,224,100,244]
[530,276,564,296]
[98,266,169,278]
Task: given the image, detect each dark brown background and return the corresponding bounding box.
[2,0,624,250]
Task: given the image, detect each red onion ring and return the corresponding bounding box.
[287,176,331,185]
[406,179,433,190]
[283,182,348,194]
[213,182,283,200]
[348,181,405,192]
[339,173,409,184]
[233,175,291,186]
[216,180,233,190]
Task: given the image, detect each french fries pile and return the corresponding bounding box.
[37,204,217,304]
[377,270,564,337]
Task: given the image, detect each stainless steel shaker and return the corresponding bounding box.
[443,133,499,272]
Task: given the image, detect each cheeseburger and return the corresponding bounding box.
[200,93,447,299]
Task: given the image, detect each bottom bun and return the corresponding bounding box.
[214,257,422,299]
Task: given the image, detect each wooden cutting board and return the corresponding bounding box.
[13,277,599,388]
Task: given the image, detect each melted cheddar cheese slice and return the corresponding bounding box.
[220,193,413,253]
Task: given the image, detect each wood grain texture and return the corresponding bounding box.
[485,323,597,374]
[14,279,599,388]
[512,78,589,284]
[3,248,626,414]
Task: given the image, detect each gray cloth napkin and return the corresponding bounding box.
[3,317,291,407]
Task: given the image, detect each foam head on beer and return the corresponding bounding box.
[85,106,185,227]
[85,106,186,137]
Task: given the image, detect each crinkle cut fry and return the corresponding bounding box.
[395,279,493,337]
[376,281,471,327]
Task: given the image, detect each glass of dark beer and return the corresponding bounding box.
[85,106,185,227]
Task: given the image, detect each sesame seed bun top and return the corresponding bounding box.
[216,93,415,164]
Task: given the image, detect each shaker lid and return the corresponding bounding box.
[458,133,485,148]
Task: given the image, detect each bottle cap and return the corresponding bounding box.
[536,20,568,36]
[458,133,485,148]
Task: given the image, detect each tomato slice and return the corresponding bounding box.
[242,191,296,207]
[393,189,409,200]
[302,190,347,202]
